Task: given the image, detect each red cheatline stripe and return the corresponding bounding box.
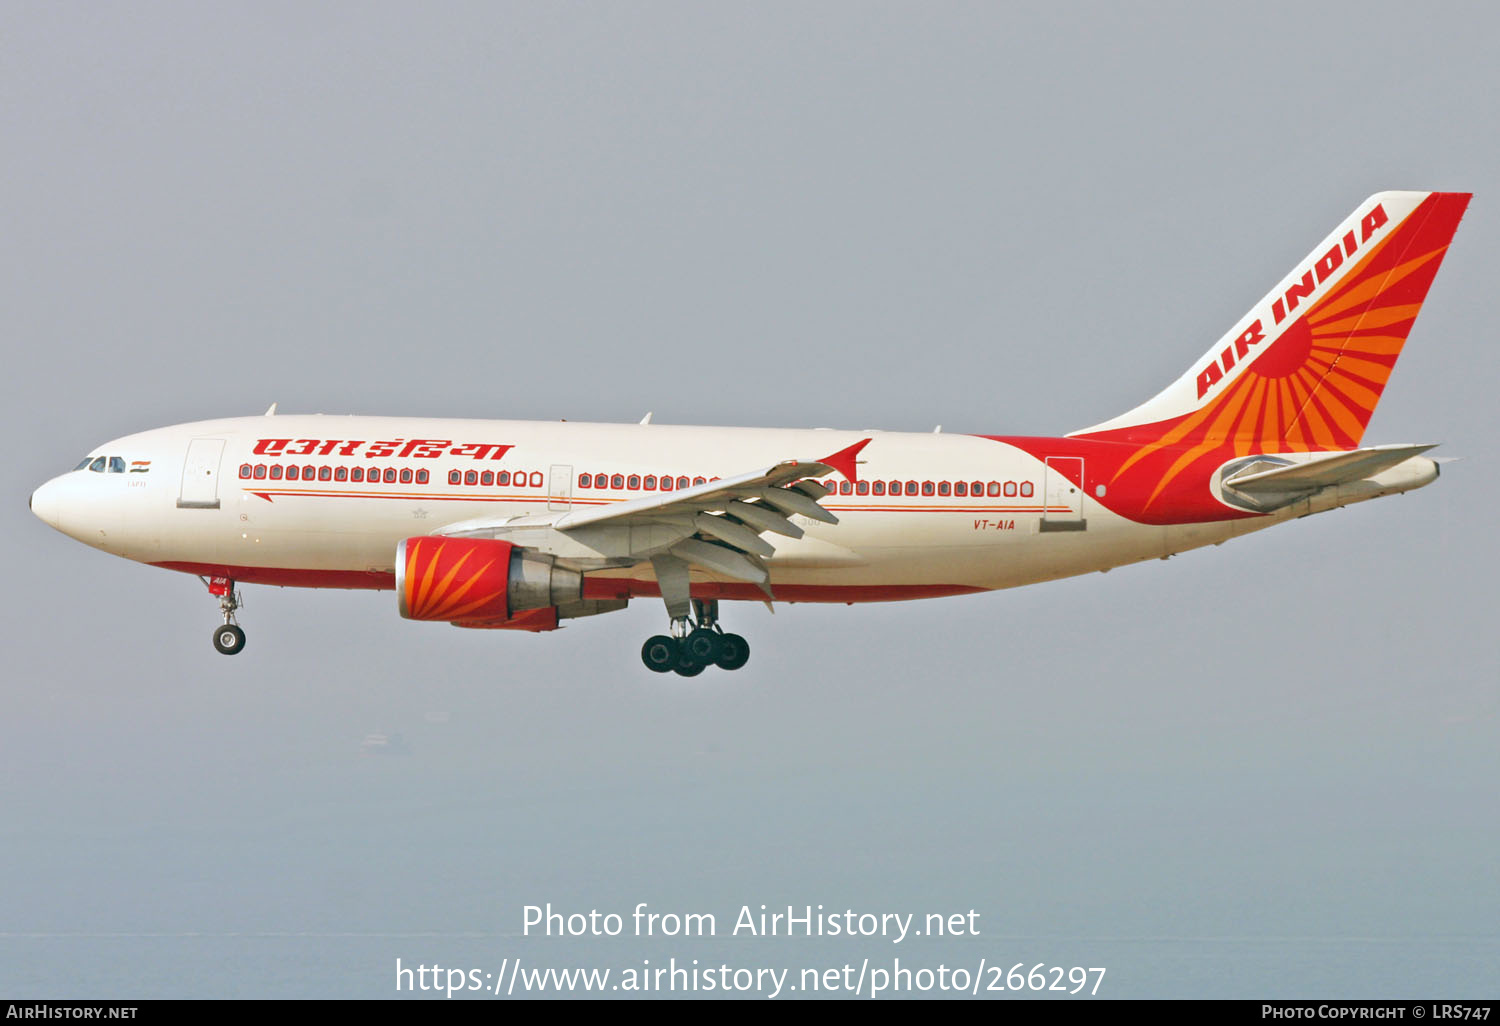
[240,488,1059,513]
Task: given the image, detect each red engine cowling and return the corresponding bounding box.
[396,537,580,624]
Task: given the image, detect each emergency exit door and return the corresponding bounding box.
[548,464,574,511]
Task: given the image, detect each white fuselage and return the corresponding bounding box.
[31,413,1435,609]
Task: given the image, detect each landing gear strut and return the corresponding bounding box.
[639,598,749,676]
[204,576,246,656]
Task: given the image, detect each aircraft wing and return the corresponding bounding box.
[554,439,868,585]
[1224,443,1438,495]
[557,461,834,532]
[437,438,870,591]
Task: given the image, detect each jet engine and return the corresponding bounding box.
[396,536,581,623]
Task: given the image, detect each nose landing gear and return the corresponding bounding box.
[213,622,246,655]
[204,576,246,655]
[639,599,749,676]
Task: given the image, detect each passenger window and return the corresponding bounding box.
[286,466,299,481]
[269,465,283,480]
[74,458,92,471]
[465,470,478,485]
[644,475,657,490]
[497,471,511,485]
[108,457,126,473]
[922,481,934,496]
[971,480,984,495]
[872,481,886,496]
[677,476,690,490]
[693,477,706,486]
[254,465,267,480]
[416,469,429,484]
[938,481,950,496]
[856,481,870,496]
[530,471,543,487]
[368,467,380,482]
[955,481,967,497]
[481,471,493,486]
[399,468,412,484]
[335,467,348,481]
[987,481,1001,497]
[840,481,853,495]
[448,470,460,484]
[239,464,252,479]
[611,474,625,489]
[578,473,591,488]
[352,468,364,482]
[383,468,396,483]
[320,466,333,481]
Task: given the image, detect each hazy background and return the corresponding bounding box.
[2,1,1496,999]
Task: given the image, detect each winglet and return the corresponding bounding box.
[818,438,871,482]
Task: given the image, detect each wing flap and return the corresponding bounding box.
[668,539,768,584]
[756,486,838,524]
[724,499,803,539]
[693,512,777,557]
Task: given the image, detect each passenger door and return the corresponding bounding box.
[178,438,226,509]
[1041,456,1085,531]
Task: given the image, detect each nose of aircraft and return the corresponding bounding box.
[30,476,66,532]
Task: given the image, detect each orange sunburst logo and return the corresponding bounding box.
[1106,198,1456,507]
[994,192,1467,526]
[399,536,513,622]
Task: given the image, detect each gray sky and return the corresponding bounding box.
[2,1,1496,998]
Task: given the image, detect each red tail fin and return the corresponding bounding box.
[984,192,1470,524]
[1075,191,1470,454]
[1064,191,1468,511]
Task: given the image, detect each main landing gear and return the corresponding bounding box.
[641,599,750,676]
[204,576,246,656]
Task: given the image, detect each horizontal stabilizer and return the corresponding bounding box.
[1225,444,1438,495]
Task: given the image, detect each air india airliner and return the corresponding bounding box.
[29,191,1470,675]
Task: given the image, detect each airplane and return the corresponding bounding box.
[29,190,1470,675]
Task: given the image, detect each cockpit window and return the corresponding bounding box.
[80,456,130,472]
